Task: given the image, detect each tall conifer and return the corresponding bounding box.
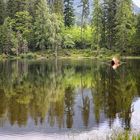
[64,0,75,27]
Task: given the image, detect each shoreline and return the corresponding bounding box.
[0,49,140,61]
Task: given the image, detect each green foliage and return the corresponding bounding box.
[28,0,38,21]
[33,0,64,55]
[64,0,75,27]
[63,34,75,48]
[0,12,32,56]
[80,0,90,24]
[16,32,28,54]
[0,0,6,25]
[92,0,103,50]
[48,14,64,56]
[104,0,118,49]
[33,0,51,50]
[4,11,32,55]
[80,0,90,45]
[13,11,32,40]
[0,18,18,55]
[111,132,140,140]
[115,0,134,50]
[91,0,136,52]
[63,26,92,48]
[132,14,140,53]
[0,0,139,57]
[51,0,64,16]
[20,52,37,59]
[7,0,29,18]
[6,0,15,18]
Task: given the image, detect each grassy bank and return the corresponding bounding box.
[110,132,140,140]
[0,49,122,60]
[0,48,140,61]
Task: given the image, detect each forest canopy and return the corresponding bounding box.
[0,0,140,57]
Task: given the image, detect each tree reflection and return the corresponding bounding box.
[91,61,137,129]
[0,59,138,131]
[80,72,90,128]
[64,86,75,128]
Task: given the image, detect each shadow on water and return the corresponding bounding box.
[0,59,139,135]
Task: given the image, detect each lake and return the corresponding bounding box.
[0,59,140,140]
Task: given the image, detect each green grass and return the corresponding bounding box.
[122,56,140,59]
[20,52,37,59]
[110,132,140,140]
[0,48,140,61]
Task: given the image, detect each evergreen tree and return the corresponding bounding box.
[92,0,102,51]
[106,0,117,49]
[80,0,90,47]
[33,0,51,50]
[100,1,107,48]
[115,0,134,50]
[134,14,140,47]
[12,11,32,54]
[13,11,32,40]
[50,0,64,16]
[48,14,63,57]
[7,0,16,18]
[80,0,90,28]
[7,0,29,18]
[0,18,18,55]
[136,14,140,42]
[64,0,75,27]
[0,0,6,25]
[28,0,39,21]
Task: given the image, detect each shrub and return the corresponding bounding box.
[62,26,92,49]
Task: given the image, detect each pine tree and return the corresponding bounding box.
[49,0,64,16]
[13,11,32,53]
[80,0,90,28]
[48,14,63,57]
[28,0,39,21]
[100,2,107,48]
[80,0,90,47]
[7,0,29,18]
[33,0,51,50]
[64,0,75,27]
[0,18,18,55]
[134,14,140,47]
[13,11,32,40]
[92,0,102,51]
[0,0,6,25]
[7,0,16,18]
[103,0,118,49]
[115,0,134,50]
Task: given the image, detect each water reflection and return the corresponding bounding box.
[0,59,139,134]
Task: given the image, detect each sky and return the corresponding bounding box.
[133,0,140,7]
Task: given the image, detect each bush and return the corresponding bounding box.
[62,26,92,49]
[20,52,37,59]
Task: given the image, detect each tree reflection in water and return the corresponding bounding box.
[0,59,138,131]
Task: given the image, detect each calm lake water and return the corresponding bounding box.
[0,59,140,140]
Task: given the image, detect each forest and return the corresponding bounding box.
[0,0,140,58]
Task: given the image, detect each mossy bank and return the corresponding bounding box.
[0,49,123,61]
